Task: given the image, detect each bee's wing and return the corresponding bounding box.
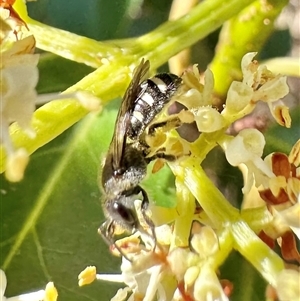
[111,59,150,171]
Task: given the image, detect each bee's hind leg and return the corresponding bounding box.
[148,116,182,136]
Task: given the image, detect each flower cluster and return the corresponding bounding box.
[79,224,231,301]
[144,52,290,170]
[175,52,290,133]
[80,53,299,301]
[244,139,300,263]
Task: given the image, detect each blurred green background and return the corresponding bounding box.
[1,1,298,301]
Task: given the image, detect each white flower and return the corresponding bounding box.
[176,68,215,109]
[1,34,38,181]
[193,265,229,301]
[0,29,101,182]
[88,226,176,301]
[92,223,227,301]
[1,35,39,137]
[223,128,274,193]
[192,106,226,133]
[222,52,290,126]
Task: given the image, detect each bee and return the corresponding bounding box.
[99,59,182,255]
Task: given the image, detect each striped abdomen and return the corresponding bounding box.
[128,73,182,140]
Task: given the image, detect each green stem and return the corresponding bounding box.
[179,159,284,285]
[171,177,195,249]
[241,206,273,233]
[210,0,289,97]
[13,0,122,68]
[0,64,131,173]
[136,0,257,68]
[181,158,239,225]
[232,221,284,286]
[263,57,300,77]
[15,0,257,69]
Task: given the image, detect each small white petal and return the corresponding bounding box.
[241,52,258,87]
[193,265,229,301]
[184,266,200,288]
[5,148,29,182]
[2,62,38,128]
[274,204,300,239]
[193,107,225,132]
[144,265,162,301]
[253,76,289,103]
[276,269,300,301]
[202,69,214,106]
[167,248,194,281]
[190,227,219,258]
[223,81,254,119]
[225,129,265,166]
[110,287,131,301]
[96,274,125,283]
[0,269,7,297]
[268,101,291,127]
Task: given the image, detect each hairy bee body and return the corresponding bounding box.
[99,59,182,253]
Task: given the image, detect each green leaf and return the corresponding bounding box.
[220,251,266,301]
[143,162,176,208]
[1,103,120,300]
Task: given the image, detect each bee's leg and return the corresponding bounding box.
[132,185,157,249]
[148,116,182,136]
[146,151,177,163]
[98,220,132,261]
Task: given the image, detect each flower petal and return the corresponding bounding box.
[193,107,225,132]
[5,148,29,182]
[225,129,265,166]
[253,76,289,103]
[0,269,7,298]
[193,265,229,301]
[241,52,258,87]
[223,81,254,120]
[276,269,300,301]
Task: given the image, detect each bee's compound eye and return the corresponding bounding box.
[113,202,135,226]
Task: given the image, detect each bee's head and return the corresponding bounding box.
[99,190,157,259]
[104,196,139,233]
[99,197,142,260]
